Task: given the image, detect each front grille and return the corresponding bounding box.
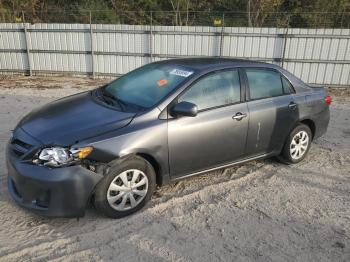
[12,139,32,149]
[12,148,25,157]
[11,138,33,157]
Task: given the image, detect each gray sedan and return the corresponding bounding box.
[7,58,330,218]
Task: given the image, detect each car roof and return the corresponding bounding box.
[154,57,310,92]
[154,57,274,72]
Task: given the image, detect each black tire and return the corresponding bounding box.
[278,124,312,164]
[94,156,156,218]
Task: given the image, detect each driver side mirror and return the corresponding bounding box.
[170,101,198,117]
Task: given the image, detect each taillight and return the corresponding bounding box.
[325,95,332,105]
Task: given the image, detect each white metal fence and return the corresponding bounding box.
[0,23,349,86]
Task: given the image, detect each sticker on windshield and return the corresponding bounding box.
[169,69,193,78]
[157,79,168,87]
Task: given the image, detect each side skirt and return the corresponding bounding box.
[171,152,276,182]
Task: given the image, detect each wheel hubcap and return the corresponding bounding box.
[290,131,309,160]
[107,169,148,211]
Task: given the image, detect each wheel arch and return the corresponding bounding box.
[136,152,163,186]
[299,119,316,139]
[100,150,168,187]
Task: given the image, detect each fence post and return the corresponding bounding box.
[219,13,225,57]
[281,15,290,68]
[22,11,32,76]
[149,11,153,62]
[89,11,95,78]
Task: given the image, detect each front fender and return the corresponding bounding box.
[74,115,170,185]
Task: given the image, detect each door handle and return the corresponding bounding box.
[288,102,297,110]
[233,112,247,121]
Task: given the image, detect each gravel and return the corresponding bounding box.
[0,76,349,262]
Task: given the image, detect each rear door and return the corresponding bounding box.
[243,68,299,156]
[168,69,249,177]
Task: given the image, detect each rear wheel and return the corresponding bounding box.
[278,124,312,164]
[94,156,156,218]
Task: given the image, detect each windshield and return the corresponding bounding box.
[105,63,195,108]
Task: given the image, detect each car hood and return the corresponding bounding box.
[17,91,136,146]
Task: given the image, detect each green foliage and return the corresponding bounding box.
[0,0,349,27]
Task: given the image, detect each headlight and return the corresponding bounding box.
[34,146,93,167]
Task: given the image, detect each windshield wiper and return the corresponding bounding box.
[99,87,126,111]
[96,86,146,112]
[112,94,129,111]
[95,88,115,107]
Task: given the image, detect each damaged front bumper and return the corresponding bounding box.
[6,142,103,217]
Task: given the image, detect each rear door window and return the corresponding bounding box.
[245,69,284,100]
[179,70,241,111]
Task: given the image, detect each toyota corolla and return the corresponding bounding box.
[6,58,330,218]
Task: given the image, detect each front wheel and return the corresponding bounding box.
[278,124,312,164]
[94,156,156,218]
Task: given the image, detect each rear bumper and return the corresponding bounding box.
[6,144,103,217]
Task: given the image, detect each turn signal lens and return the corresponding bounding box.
[77,147,93,159]
[325,95,332,105]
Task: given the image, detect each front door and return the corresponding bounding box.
[168,69,249,177]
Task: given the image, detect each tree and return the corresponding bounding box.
[246,0,283,27]
[0,0,348,27]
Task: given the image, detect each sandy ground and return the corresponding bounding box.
[0,76,349,262]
